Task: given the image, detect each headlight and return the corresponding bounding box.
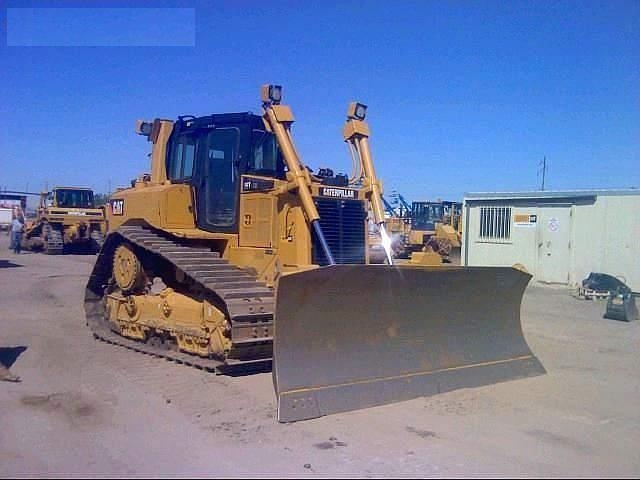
[261,84,283,104]
[269,85,282,103]
[347,102,367,120]
[135,120,153,136]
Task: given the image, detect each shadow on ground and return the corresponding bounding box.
[0,346,28,369]
[0,259,23,268]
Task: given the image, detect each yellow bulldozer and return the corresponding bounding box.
[23,187,106,254]
[85,85,544,423]
[442,200,463,238]
[380,195,463,265]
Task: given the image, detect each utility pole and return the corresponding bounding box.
[538,156,547,191]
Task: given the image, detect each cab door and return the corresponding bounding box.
[195,127,241,233]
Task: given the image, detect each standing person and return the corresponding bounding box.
[8,215,14,251]
[11,212,24,254]
[8,207,19,250]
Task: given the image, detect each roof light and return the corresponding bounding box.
[135,120,153,136]
[261,84,283,104]
[347,102,367,120]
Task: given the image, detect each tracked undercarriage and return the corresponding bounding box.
[84,86,545,422]
[84,225,274,372]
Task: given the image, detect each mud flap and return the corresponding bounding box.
[273,265,545,422]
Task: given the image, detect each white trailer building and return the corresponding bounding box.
[461,190,640,291]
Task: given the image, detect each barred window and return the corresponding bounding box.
[479,206,511,241]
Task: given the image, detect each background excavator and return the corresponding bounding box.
[85,85,544,423]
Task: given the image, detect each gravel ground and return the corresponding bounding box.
[1,233,638,478]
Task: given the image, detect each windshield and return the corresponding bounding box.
[248,129,285,178]
[54,189,95,208]
[412,203,443,230]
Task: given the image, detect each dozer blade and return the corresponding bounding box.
[273,264,545,422]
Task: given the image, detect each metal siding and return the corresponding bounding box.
[463,194,640,291]
[463,202,546,278]
[570,195,640,291]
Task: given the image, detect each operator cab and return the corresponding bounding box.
[51,188,96,209]
[165,113,286,233]
[442,200,462,225]
[411,201,444,232]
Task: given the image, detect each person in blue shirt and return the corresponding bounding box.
[10,213,24,254]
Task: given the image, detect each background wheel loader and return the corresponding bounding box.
[23,187,106,254]
[85,85,544,423]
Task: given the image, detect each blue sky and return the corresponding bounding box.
[1,0,638,207]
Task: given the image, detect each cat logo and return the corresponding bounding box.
[111,199,124,216]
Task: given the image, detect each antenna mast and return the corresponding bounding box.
[538,156,547,191]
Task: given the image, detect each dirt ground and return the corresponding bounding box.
[1,233,638,478]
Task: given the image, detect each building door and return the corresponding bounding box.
[536,207,571,283]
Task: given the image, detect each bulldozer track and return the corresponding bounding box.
[44,225,64,255]
[85,224,274,374]
[90,230,105,252]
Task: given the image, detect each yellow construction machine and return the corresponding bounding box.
[380,196,463,264]
[23,187,106,254]
[85,85,544,422]
[442,200,463,237]
[439,200,463,263]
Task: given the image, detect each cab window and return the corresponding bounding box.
[248,129,284,178]
[168,135,196,181]
[196,127,241,230]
